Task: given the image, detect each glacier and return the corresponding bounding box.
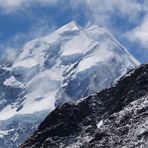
[0,21,140,147]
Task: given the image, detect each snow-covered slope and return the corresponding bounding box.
[0,21,140,147]
[21,64,148,148]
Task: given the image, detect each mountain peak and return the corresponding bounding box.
[0,21,140,147]
[55,21,81,34]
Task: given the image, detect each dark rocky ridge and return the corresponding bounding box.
[20,64,148,148]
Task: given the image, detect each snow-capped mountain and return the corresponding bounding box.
[21,64,148,148]
[0,21,140,147]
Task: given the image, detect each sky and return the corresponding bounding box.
[0,0,148,63]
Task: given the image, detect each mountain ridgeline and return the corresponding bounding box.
[21,64,148,148]
[0,21,141,147]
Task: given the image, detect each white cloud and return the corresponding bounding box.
[0,0,58,13]
[2,47,18,62]
[0,0,26,12]
[125,17,148,48]
[0,0,143,16]
[116,0,147,51]
[5,17,56,46]
[0,17,56,62]
[0,0,145,26]
[0,0,148,62]
[68,0,143,26]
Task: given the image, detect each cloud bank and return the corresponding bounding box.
[0,0,58,13]
[0,0,148,62]
[125,16,148,48]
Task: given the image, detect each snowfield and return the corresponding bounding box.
[0,21,140,147]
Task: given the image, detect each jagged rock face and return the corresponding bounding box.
[0,21,140,148]
[21,64,148,148]
[87,97,148,148]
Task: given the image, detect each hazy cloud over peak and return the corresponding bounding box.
[0,0,148,63]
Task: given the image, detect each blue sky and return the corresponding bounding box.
[0,0,148,63]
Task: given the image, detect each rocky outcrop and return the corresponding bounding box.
[20,64,148,148]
